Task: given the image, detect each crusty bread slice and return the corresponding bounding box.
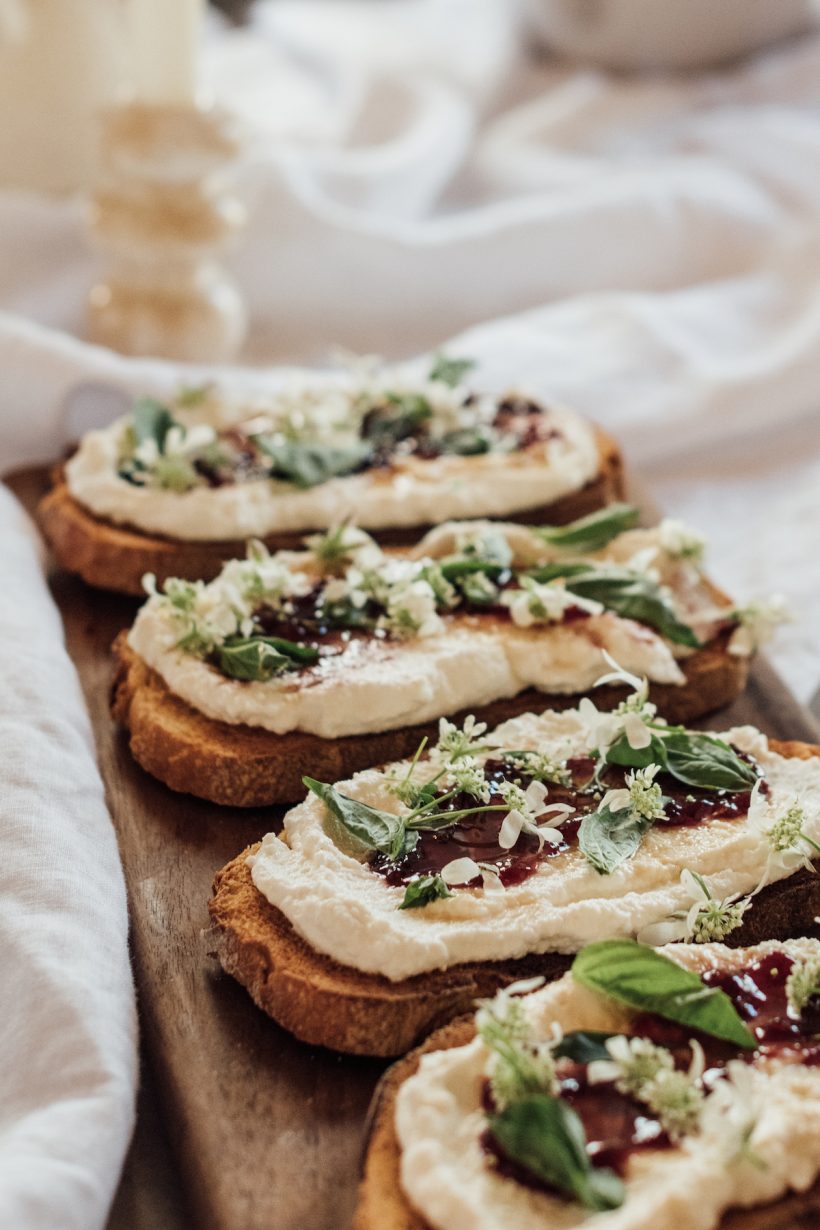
[207,737,820,1058]
[111,628,748,808]
[38,428,623,594]
[354,1017,475,1230]
[353,966,820,1230]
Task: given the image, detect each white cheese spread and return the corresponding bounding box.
[395,940,820,1230]
[65,385,600,541]
[126,522,730,739]
[247,714,820,980]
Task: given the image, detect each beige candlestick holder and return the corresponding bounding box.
[87,102,247,363]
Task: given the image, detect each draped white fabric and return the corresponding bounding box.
[0,4,819,1226]
[0,486,136,1230]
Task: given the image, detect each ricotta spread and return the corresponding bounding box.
[394,940,820,1230]
[126,522,731,739]
[247,713,820,980]
[64,367,601,540]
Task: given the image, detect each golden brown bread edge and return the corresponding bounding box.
[353,963,820,1230]
[37,428,623,594]
[207,740,820,1060]
[110,628,749,808]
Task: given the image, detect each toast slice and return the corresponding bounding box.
[112,627,748,807]
[207,737,820,1058]
[353,947,820,1230]
[38,427,623,594]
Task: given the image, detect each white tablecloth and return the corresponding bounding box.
[1,3,820,1226]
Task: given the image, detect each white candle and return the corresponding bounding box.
[128,0,203,106]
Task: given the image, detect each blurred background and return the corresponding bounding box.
[1,0,819,710]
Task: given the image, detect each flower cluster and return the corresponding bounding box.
[601,764,666,823]
[577,654,662,756]
[729,595,791,657]
[658,518,706,563]
[502,577,602,628]
[786,954,820,1018]
[637,869,752,947]
[476,979,556,1110]
[144,542,300,655]
[589,1035,705,1141]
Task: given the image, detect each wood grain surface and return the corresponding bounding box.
[9,467,820,1230]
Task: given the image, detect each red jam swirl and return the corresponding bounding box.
[369,754,764,889]
[485,953,820,1196]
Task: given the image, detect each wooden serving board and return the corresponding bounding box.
[10,467,820,1230]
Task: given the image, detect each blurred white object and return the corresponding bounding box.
[88,102,247,362]
[129,0,204,105]
[527,0,817,70]
[0,0,125,194]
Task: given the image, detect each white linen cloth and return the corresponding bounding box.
[0,486,136,1229]
[1,4,820,1227]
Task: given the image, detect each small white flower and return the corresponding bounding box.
[502,577,602,628]
[637,868,753,947]
[589,1034,704,1142]
[478,862,505,892]
[759,797,820,879]
[436,715,488,760]
[588,1035,674,1093]
[786,953,820,1018]
[594,651,648,696]
[305,524,382,571]
[601,764,666,822]
[658,518,706,563]
[384,578,444,638]
[729,595,791,656]
[440,857,481,886]
[446,756,490,802]
[498,780,575,851]
[699,1060,764,1165]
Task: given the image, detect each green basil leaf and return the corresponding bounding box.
[303,777,408,859]
[662,732,757,792]
[578,805,652,875]
[439,558,506,582]
[605,732,669,770]
[536,504,640,553]
[429,353,476,387]
[564,569,700,647]
[525,562,596,584]
[132,397,176,451]
[572,939,757,1049]
[437,427,494,456]
[399,874,453,910]
[256,438,372,488]
[217,635,318,682]
[489,1095,624,1212]
[362,394,432,447]
[552,1030,615,1064]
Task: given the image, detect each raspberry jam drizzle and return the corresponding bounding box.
[485,954,820,1195]
[369,755,764,889]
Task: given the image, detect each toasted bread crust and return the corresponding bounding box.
[354,1019,475,1230]
[38,429,623,594]
[207,848,572,1058]
[208,738,820,1059]
[110,629,748,808]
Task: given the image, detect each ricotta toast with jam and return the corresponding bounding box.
[38,353,623,593]
[356,937,820,1230]
[208,675,820,1054]
[110,508,777,805]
